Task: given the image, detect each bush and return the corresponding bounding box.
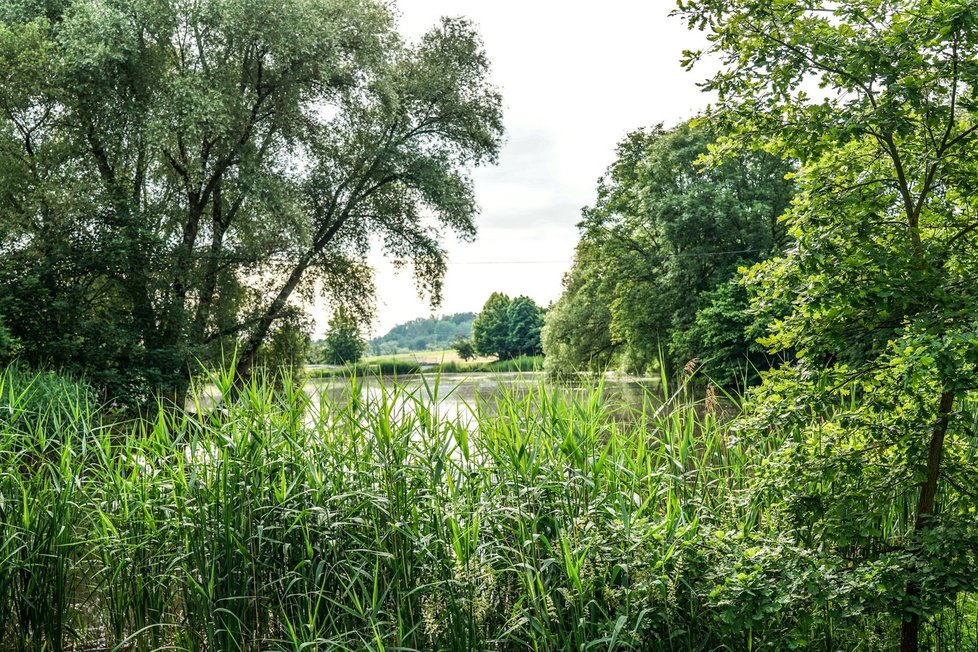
[0,316,16,363]
[0,364,94,436]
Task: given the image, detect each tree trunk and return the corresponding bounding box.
[191,184,232,342]
[232,253,313,392]
[229,202,351,394]
[899,389,955,652]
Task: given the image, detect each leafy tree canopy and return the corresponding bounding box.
[507,296,544,357]
[541,239,616,376]
[320,306,364,366]
[472,292,511,359]
[543,120,794,382]
[472,292,543,360]
[0,0,503,404]
[256,314,311,381]
[675,0,978,648]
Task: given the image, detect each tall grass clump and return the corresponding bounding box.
[0,365,974,650]
[0,366,93,650]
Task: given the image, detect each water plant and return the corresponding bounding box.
[0,366,973,650]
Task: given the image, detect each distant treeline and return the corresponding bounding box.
[367,313,476,354]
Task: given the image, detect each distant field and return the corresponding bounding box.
[360,349,495,366]
[307,351,545,378]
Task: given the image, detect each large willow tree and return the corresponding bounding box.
[675,0,978,649]
[0,0,502,402]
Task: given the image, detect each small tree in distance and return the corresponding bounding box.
[472,293,544,359]
[322,307,365,366]
[472,292,512,358]
[507,296,544,357]
[451,336,477,361]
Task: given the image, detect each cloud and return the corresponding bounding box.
[472,128,588,231]
[477,129,560,184]
[477,200,584,232]
[308,1,714,336]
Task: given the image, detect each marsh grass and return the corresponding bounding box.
[0,366,973,650]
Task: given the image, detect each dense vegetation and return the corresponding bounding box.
[315,306,367,366]
[538,1,978,648]
[542,121,794,385]
[0,315,16,362]
[255,317,313,381]
[307,354,545,377]
[2,0,978,650]
[472,293,545,360]
[3,365,974,651]
[0,0,503,404]
[366,313,476,355]
[673,1,978,649]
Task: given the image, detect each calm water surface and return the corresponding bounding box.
[303,372,663,426]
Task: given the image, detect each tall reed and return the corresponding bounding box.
[0,366,972,650]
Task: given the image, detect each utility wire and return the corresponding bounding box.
[447,260,570,265]
[445,248,764,265]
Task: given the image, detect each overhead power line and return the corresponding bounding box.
[445,248,765,266]
[447,260,570,265]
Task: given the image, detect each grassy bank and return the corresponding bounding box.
[359,349,491,365]
[0,366,973,650]
[308,354,545,378]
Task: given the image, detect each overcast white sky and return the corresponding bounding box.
[313,1,711,337]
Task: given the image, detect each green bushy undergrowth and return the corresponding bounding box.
[436,354,544,373]
[0,366,973,651]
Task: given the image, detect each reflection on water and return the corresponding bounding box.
[304,372,663,427]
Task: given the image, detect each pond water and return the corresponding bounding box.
[302,372,664,427]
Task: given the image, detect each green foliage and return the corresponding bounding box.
[320,306,365,366]
[366,359,421,375]
[3,366,973,649]
[542,239,616,376]
[675,0,978,647]
[507,295,544,357]
[309,354,545,377]
[481,354,543,373]
[543,120,794,381]
[0,364,93,437]
[308,359,421,377]
[0,315,16,363]
[451,335,477,361]
[0,0,503,403]
[673,278,787,388]
[368,312,476,354]
[472,292,512,358]
[472,292,544,360]
[256,314,311,382]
